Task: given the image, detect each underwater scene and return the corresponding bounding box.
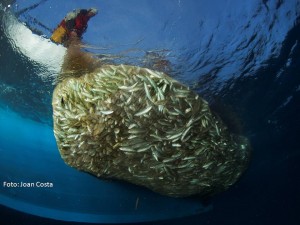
[0,0,299,224]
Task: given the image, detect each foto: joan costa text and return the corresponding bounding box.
[3,181,54,188]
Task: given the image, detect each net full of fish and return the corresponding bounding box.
[52,64,250,197]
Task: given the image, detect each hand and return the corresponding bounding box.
[69,30,78,38]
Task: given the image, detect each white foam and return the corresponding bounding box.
[2,11,66,80]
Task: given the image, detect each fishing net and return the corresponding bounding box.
[52,64,250,197]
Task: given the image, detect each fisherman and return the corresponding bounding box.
[51,8,98,46]
[51,8,100,82]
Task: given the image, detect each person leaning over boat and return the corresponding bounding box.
[51,8,100,82]
[51,8,98,46]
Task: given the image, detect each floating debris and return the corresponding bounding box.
[52,64,251,197]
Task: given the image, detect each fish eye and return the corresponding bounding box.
[61,97,65,106]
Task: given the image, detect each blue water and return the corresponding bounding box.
[0,0,299,224]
